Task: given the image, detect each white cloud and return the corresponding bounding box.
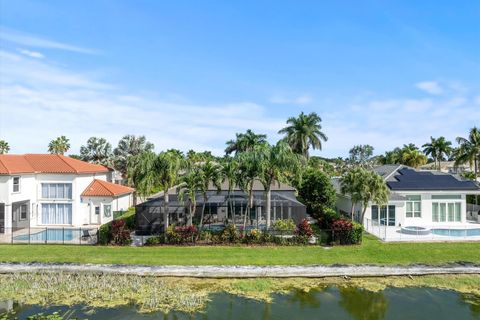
[0,49,285,155]
[18,49,44,59]
[416,81,444,95]
[269,94,312,105]
[0,27,97,54]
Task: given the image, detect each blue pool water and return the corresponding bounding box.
[14,229,81,242]
[431,228,480,237]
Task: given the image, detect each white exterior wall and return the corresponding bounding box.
[0,171,128,235]
[336,190,472,228]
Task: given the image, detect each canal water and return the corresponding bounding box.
[1,286,479,319]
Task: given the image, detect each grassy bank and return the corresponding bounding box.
[0,235,479,266]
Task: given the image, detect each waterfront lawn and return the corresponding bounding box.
[0,235,479,266]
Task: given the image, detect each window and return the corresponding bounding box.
[371,205,379,221]
[371,205,395,226]
[41,204,72,224]
[103,205,112,218]
[95,206,100,215]
[432,202,461,223]
[431,195,461,200]
[406,195,421,218]
[20,204,28,220]
[13,177,20,193]
[41,183,72,199]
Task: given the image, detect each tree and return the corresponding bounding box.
[0,140,10,154]
[455,127,480,179]
[177,162,202,226]
[401,147,427,168]
[340,167,365,219]
[422,136,452,170]
[278,111,328,159]
[298,168,336,221]
[127,151,158,201]
[225,129,268,155]
[197,159,222,228]
[235,148,263,233]
[186,150,215,163]
[348,144,374,167]
[113,135,154,179]
[48,136,70,155]
[258,141,302,228]
[156,150,184,231]
[220,156,238,223]
[80,137,113,166]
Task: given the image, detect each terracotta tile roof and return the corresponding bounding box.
[0,154,110,175]
[81,179,135,197]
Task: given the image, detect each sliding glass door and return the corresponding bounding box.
[372,205,396,226]
[432,202,461,222]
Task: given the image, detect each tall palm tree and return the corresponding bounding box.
[177,162,202,226]
[198,159,222,228]
[0,140,10,154]
[114,135,154,179]
[455,127,480,178]
[221,156,238,223]
[127,151,158,202]
[156,150,184,231]
[340,167,365,220]
[235,148,263,233]
[48,136,70,155]
[258,141,301,228]
[278,112,327,159]
[225,129,267,155]
[80,137,113,166]
[422,136,452,170]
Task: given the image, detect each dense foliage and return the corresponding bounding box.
[331,219,363,245]
[297,168,336,219]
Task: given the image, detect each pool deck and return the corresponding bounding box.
[0,226,99,244]
[366,221,480,242]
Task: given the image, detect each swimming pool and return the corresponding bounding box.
[14,229,81,242]
[431,228,480,237]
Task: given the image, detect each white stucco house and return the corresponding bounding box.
[0,154,134,241]
[334,165,480,241]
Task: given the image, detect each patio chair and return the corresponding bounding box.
[81,229,92,240]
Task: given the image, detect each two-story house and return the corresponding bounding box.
[0,154,134,238]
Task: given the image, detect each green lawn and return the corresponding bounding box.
[0,235,479,266]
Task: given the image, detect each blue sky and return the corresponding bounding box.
[0,0,479,157]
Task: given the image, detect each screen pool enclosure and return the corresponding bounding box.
[135,190,307,235]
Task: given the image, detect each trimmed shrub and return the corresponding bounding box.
[297,168,337,219]
[272,219,296,233]
[98,223,111,245]
[295,219,314,237]
[243,229,261,244]
[145,236,162,246]
[318,207,340,229]
[110,219,132,246]
[331,219,363,245]
[220,224,240,243]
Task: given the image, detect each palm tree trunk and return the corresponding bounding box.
[163,191,169,233]
[187,204,193,226]
[350,203,355,220]
[199,193,207,229]
[475,158,478,179]
[265,188,271,229]
[360,202,368,225]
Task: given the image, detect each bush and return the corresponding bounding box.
[297,168,337,219]
[110,219,132,246]
[318,207,340,229]
[272,219,296,233]
[145,236,162,246]
[243,229,261,244]
[296,219,314,237]
[98,223,111,245]
[331,219,363,245]
[221,224,240,243]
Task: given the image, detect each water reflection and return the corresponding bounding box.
[1,286,479,320]
[339,287,387,320]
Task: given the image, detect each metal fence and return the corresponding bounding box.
[364,218,480,242]
[0,227,99,245]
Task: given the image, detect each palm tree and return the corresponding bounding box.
[198,159,222,228]
[177,162,202,226]
[114,135,154,180]
[156,150,183,231]
[80,137,113,166]
[127,151,158,202]
[340,167,365,220]
[235,148,263,233]
[0,140,10,154]
[278,112,328,159]
[455,127,480,179]
[422,136,452,170]
[258,141,301,228]
[401,148,427,168]
[221,156,238,223]
[225,129,267,155]
[48,136,70,155]
[359,170,390,223]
